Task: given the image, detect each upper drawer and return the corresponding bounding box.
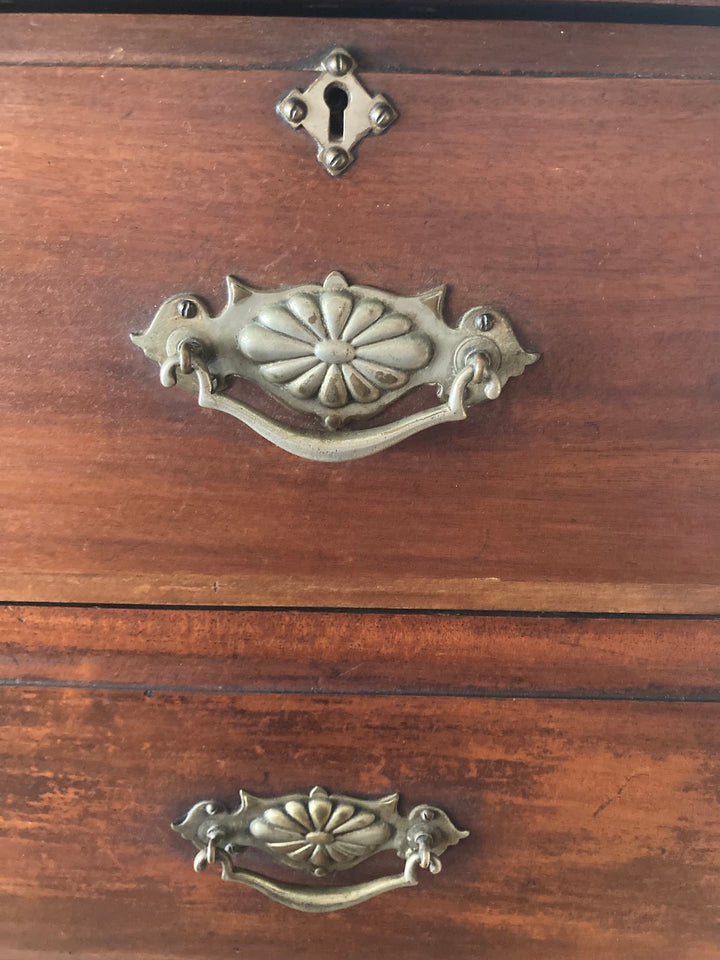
[0,16,718,612]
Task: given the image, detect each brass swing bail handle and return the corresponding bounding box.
[132,271,538,462]
[173,786,469,913]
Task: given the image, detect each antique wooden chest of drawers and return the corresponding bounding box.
[0,12,718,960]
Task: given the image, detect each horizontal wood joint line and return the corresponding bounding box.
[0,60,716,80]
[2,3,719,27]
[2,678,718,704]
[3,601,718,621]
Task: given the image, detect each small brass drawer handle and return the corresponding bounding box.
[172,786,468,913]
[132,271,538,462]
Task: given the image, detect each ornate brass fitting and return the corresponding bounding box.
[172,786,469,913]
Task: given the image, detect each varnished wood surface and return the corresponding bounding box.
[0,606,717,698]
[1,16,718,78]
[0,687,716,959]
[0,21,718,612]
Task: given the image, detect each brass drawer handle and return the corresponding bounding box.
[173,786,468,913]
[132,271,538,462]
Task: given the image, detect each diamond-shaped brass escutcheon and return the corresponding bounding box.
[276,47,398,176]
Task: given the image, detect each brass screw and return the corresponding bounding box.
[475,313,494,332]
[324,147,350,173]
[281,97,307,124]
[369,102,394,130]
[324,51,353,77]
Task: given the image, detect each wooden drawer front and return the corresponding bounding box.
[1,606,717,958]
[0,686,717,960]
[0,17,718,612]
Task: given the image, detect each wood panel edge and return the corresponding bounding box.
[0,16,718,79]
[1,604,718,699]
[1,573,717,614]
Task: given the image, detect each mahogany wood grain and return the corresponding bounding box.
[1,16,718,78]
[0,687,716,960]
[0,24,717,612]
[0,605,717,698]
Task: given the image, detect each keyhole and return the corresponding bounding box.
[324,83,349,142]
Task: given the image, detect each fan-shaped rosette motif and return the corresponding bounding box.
[238,290,433,409]
[249,791,391,876]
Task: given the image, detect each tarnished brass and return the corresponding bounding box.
[173,786,468,913]
[276,47,398,175]
[131,271,539,461]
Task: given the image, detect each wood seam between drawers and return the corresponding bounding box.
[0,61,717,79]
[2,678,718,703]
[3,601,717,620]
[3,4,720,26]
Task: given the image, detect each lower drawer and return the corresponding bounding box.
[0,687,717,960]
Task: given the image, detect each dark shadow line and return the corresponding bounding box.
[0,60,716,81]
[1,600,717,620]
[1,677,717,703]
[0,2,718,28]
